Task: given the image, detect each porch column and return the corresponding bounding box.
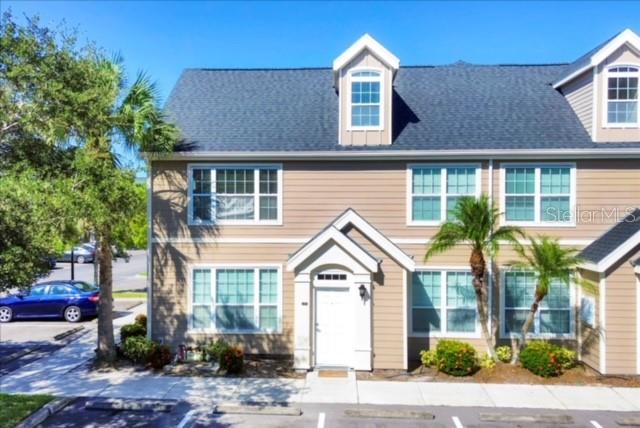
[353,272,372,371]
[293,272,311,370]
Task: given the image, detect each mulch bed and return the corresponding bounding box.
[357,362,640,387]
[163,355,304,379]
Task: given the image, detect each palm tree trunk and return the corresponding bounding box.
[96,234,116,363]
[512,293,542,363]
[470,249,496,359]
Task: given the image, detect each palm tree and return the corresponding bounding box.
[509,236,583,360]
[425,194,524,358]
[81,61,177,363]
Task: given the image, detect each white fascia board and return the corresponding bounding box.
[286,226,378,272]
[332,33,400,72]
[580,230,640,273]
[634,264,640,274]
[148,148,640,162]
[333,209,415,271]
[554,28,640,89]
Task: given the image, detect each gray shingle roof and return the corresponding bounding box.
[165,63,640,153]
[580,208,640,264]
[558,31,621,83]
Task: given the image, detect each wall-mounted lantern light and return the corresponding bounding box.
[358,284,366,300]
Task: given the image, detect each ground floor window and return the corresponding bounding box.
[411,269,478,336]
[190,266,281,333]
[502,270,573,337]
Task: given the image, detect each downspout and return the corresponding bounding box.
[488,159,495,349]
[146,159,153,339]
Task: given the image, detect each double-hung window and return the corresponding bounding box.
[411,270,479,336]
[190,266,281,333]
[350,70,382,128]
[409,165,480,224]
[503,164,574,225]
[189,164,282,225]
[606,66,639,126]
[502,270,573,337]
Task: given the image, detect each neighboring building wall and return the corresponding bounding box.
[594,45,640,142]
[338,49,393,146]
[561,71,593,137]
[603,246,640,374]
[578,269,601,371]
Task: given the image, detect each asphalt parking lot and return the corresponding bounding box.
[36,400,640,428]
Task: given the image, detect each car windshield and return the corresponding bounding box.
[73,281,98,292]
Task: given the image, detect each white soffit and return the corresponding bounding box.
[554,28,640,88]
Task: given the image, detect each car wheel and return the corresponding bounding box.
[76,255,86,264]
[64,305,82,323]
[0,306,12,323]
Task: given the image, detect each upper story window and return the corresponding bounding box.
[502,164,575,226]
[606,66,639,126]
[350,70,382,129]
[189,164,282,226]
[408,164,480,225]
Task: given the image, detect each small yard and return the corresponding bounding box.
[0,393,54,428]
[112,291,147,299]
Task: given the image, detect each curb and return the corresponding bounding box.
[344,408,435,420]
[16,397,74,428]
[214,404,302,416]
[85,398,177,412]
[54,326,84,341]
[480,413,574,424]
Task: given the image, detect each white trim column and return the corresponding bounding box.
[294,273,312,370]
[353,272,372,371]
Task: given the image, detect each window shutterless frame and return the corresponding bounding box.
[499,268,576,340]
[408,267,482,339]
[187,263,283,335]
[347,68,384,131]
[604,64,640,128]
[406,163,482,226]
[187,163,283,226]
[500,162,577,227]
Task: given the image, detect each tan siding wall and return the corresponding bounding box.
[562,71,593,136]
[594,45,640,142]
[339,50,393,146]
[604,246,639,374]
[578,269,601,371]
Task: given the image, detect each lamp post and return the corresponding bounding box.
[70,247,75,280]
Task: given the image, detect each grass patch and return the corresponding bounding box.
[113,291,147,299]
[0,393,54,428]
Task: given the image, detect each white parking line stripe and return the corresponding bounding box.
[590,421,604,428]
[177,409,197,428]
[317,412,326,428]
[452,416,464,428]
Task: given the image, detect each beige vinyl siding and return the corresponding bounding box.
[562,71,594,136]
[578,269,601,371]
[604,247,639,374]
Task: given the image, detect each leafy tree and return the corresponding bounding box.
[509,236,584,360]
[424,195,524,358]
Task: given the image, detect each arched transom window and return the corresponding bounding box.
[350,70,382,128]
[606,66,639,125]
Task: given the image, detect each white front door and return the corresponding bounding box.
[315,287,352,367]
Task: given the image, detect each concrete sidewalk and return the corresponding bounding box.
[2,360,639,411]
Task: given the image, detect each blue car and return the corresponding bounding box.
[0,281,99,323]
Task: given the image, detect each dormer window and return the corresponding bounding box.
[606,66,639,126]
[350,70,382,129]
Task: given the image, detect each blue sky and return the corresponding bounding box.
[4,1,640,168]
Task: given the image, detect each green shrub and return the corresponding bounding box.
[478,352,496,369]
[519,341,562,378]
[219,345,244,374]
[495,346,512,363]
[556,347,577,370]
[135,314,147,327]
[435,340,477,376]
[120,323,146,343]
[206,338,230,363]
[122,336,155,364]
[148,344,172,370]
[419,349,437,367]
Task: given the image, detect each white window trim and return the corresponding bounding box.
[500,162,577,228]
[409,266,482,339]
[187,263,283,335]
[603,64,640,129]
[406,163,482,226]
[187,163,283,226]
[346,67,384,131]
[499,268,576,340]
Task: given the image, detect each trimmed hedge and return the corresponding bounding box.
[435,340,477,376]
[419,349,437,367]
[206,338,230,363]
[122,336,155,364]
[120,323,146,343]
[220,345,244,374]
[519,341,575,377]
[495,346,512,363]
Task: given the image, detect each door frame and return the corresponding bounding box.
[313,280,352,368]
